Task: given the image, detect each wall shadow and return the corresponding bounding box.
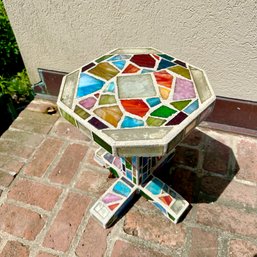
[153,129,239,205]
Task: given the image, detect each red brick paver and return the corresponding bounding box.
[0,99,257,256]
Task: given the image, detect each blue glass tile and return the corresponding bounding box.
[157,59,176,70]
[126,170,132,181]
[108,54,131,61]
[141,69,154,74]
[121,116,144,128]
[146,178,163,195]
[158,54,174,61]
[112,60,126,70]
[146,97,161,107]
[132,156,137,167]
[104,81,115,93]
[77,73,104,97]
[113,181,131,197]
[184,100,199,114]
[153,202,167,214]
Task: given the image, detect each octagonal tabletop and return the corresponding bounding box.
[57,48,216,157]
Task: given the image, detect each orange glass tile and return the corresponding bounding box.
[94,105,123,127]
[159,195,173,206]
[108,203,120,210]
[122,64,140,74]
[159,87,170,100]
[154,70,173,88]
[121,99,149,117]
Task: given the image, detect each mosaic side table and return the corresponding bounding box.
[57,48,216,228]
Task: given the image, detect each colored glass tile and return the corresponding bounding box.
[95,55,113,63]
[81,62,95,72]
[170,100,191,110]
[157,59,176,70]
[61,70,79,108]
[121,177,135,188]
[151,106,177,118]
[121,116,144,128]
[108,203,119,210]
[103,152,114,163]
[121,99,149,117]
[102,193,122,204]
[104,82,115,93]
[146,97,161,107]
[108,54,131,61]
[159,195,173,206]
[189,66,212,103]
[157,54,174,61]
[113,157,121,169]
[92,132,112,153]
[59,108,76,126]
[88,62,119,81]
[112,60,126,70]
[165,112,187,125]
[94,93,100,98]
[153,54,160,60]
[184,100,199,114]
[77,73,105,97]
[74,105,90,119]
[99,95,116,105]
[110,48,161,54]
[173,78,196,100]
[126,170,132,180]
[113,181,131,197]
[88,117,108,129]
[140,190,153,201]
[109,167,119,178]
[153,202,167,214]
[170,199,184,214]
[94,202,109,218]
[117,74,156,99]
[159,87,170,100]
[174,60,187,68]
[169,66,191,80]
[79,96,97,110]
[125,160,132,170]
[130,54,156,68]
[94,106,123,127]
[146,178,163,195]
[146,117,166,127]
[122,64,140,73]
[154,71,173,88]
[141,69,154,74]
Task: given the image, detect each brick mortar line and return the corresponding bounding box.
[181,226,192,257]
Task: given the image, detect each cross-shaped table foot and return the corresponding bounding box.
[90,148,189,228]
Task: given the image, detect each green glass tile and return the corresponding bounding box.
[92,132,112,154]
[150,106,177,118]
[59,108,76,126]
[133,177,137,183]
[95,55,113,63]
[74,105,90,119]
[99,95,116,105]
[140,190,153,201]
[89,62,119,81]
[169,66,191,80]
[146,117,166,126]
[170,100,191,111]
[168,212,175,221]
[125,160,132,170]
[109,167,119,178]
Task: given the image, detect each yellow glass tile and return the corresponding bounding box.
[159,86,170,100]
[88,62,119,81]
[169,66,191,80]
[94,105,123,127]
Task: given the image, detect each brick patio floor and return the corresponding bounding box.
[0,98,257,257]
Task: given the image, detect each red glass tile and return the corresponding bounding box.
[94,93,100,98]
[159,195,173,206]
[121,99,149,117]
[108,203,119,210]
[165,112,187,125]
[122,64,140,74]
[130,54,156,68]
[154,71,173,88]
[153,54,160,60]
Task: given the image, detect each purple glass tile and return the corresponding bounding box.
[104,152,114,163]
[88,117,108,129]
[81,62,95,72]
[102,193,122,204]
[79,97,97,110]
[174,60,187,68]
[173,78,196,100]
[165,112,188,125]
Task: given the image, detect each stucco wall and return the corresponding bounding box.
[3,0,257,101]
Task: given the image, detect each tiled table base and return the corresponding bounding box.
[90,148,189,228]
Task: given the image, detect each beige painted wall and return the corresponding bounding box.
[3,0,257,101]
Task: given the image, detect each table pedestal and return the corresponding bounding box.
[90,149,189,228]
